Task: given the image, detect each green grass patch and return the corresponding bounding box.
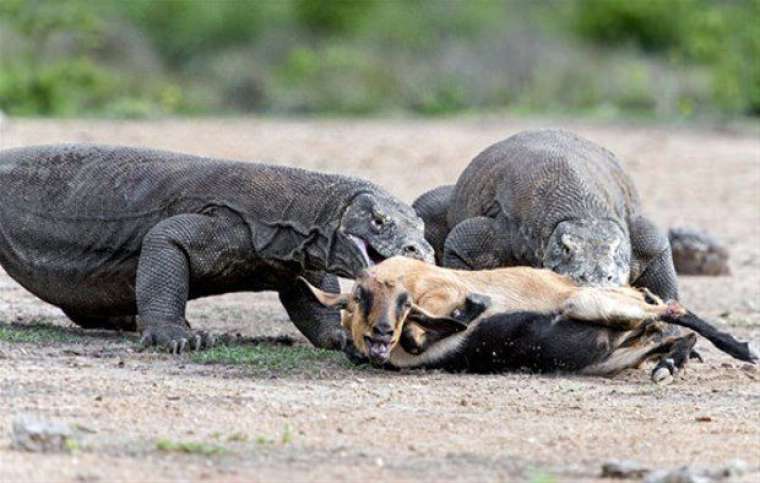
[226,432,248,443]
[0,322,83,344]
[191,341,350,372]
[156,438,225,456]
[0,321,132,345]
[252,425,295,446]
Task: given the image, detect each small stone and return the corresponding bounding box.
[717,459,748,478]
[694,416,712,422]
[741,364,756,372]
[669,227,730,276]
[11,415,76,453]
[375,457,384,467]
[645,467,710,483]
[601,460,650,479]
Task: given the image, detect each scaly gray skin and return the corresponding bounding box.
[0,144,434,353]
[413,129,679,301]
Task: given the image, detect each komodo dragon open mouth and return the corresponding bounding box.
[348,235,388,267]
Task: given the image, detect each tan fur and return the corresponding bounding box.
[305,256,683,359]
[341,273,412,357]
[367,257,676,326]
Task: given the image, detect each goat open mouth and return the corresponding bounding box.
[364,336,392,364]
[348,235,387,267]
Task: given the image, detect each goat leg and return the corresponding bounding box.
[651,333,698,384]
[660,311,758,363]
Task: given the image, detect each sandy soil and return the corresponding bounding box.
[0,117,758,482]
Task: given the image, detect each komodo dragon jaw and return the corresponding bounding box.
[336,192,434,277]
[543,218,632,287]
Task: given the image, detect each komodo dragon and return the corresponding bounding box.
[0,144,434,352]
[413,129,679,301]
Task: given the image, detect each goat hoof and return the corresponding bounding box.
[651,357,677,384]
[652,367,674,385]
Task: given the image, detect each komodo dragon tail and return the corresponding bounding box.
[660,311,758,363]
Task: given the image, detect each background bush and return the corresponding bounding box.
[0,0,757,118]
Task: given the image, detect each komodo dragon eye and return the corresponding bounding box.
[560,234,578,256]
[370,216,385,230]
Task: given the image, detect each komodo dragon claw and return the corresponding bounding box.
[139,324,216,354]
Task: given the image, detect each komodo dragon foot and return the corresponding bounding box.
[139,322,216,354]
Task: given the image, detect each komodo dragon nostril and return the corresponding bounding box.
[403,245,418,255]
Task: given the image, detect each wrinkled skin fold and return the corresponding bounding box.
[0,144,434,353]
[413,129,679,302]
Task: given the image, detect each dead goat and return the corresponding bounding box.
[302,257,756,381]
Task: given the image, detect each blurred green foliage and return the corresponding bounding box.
[571,0,760,115]
[294,0,374,35]
[117,0,279,67]
[572,0,690,52]
[0,0,757,118]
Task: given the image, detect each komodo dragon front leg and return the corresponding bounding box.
[278,271,347,351]
[136,212,243,352]
[412,185,454,262]
[629,215,679,302]
[442,216,510,270]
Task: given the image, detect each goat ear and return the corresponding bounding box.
[408,304,468,336]
[298,277,350,309]
[462,293,491,321]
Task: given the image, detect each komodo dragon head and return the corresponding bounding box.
[543,218,632,287]
[334,192,435,277]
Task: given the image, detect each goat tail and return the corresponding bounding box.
[661,310,758,363]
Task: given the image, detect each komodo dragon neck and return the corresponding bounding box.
[219,166,378,277]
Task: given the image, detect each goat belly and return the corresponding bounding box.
[455,312,612,374]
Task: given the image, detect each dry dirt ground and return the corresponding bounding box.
[0,117,758,482]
